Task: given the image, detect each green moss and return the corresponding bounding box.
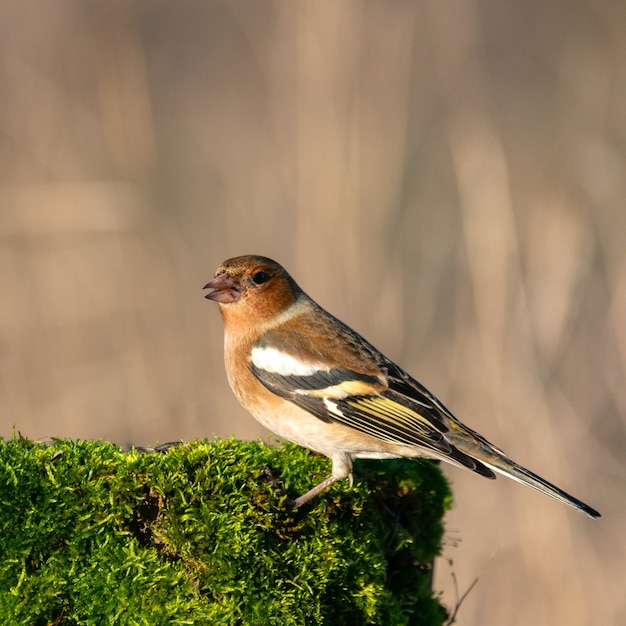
[0,435,451,625]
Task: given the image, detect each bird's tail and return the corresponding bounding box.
[446,429,600,518]
[481,452,600,518]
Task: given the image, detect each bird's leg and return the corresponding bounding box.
[287,474,342,509]
[286,456,354,509]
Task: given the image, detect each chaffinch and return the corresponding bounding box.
[204,255,600,517]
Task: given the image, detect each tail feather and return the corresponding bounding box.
[481,455,601,519]
[445,423,600,518]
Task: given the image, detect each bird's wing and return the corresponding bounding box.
[250,328,496,477]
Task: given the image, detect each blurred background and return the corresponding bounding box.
[1,1,624,623]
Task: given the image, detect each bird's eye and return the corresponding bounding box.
[252,271,270,285]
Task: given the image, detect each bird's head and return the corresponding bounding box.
[204,255,300,329]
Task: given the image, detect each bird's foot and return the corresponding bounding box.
[261,465,287,497]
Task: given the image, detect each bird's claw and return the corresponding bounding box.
[261,466,287,496]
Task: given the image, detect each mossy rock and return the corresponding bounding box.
[0,436,451,625]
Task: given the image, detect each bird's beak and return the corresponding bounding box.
[203,273,241,303]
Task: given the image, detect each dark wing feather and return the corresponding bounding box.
[251,357,496,478]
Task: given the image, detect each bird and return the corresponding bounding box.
[203,254,600,518]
